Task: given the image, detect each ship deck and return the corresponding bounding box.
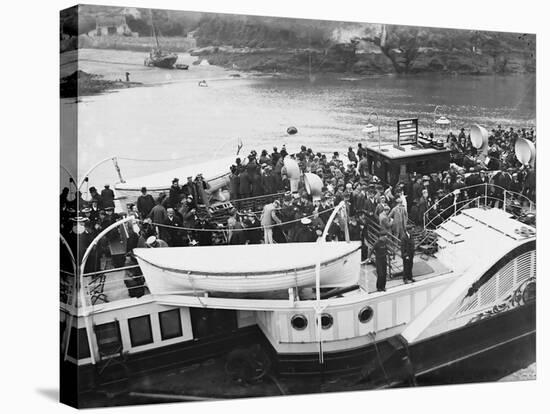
[60,246,453,309]
[362,255,452,293]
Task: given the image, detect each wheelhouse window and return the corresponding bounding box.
[94,321,122,356]
[159,309,183,340]
[67,327,91,359]
[128,315,154,347]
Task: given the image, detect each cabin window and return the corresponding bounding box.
[320,313,333,330]
[291,314,308,331]
[94,321,122,356]
[128,315,154,347]
[67,327,91,359]
[358,306,374,323]
[159,309,183,340]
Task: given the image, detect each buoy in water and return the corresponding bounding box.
[287,126,298,135]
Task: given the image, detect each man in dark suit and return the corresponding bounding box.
[369,231,390,292]
[100,184,115,209]
[401,226,416,283]
[168,178,183,208]
[137,186,155,219]
[162,207,183,246]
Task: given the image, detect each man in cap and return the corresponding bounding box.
[294,217,316,242]
[369,231,390,292]
[271,147,281,166]
[412,175,424,205]
[101,184,115,209]
[148,194,168,226]
[238,168,251,199]
[183,176,198,201]
[179,195,197,228]
[400,225,416,283]
[194,173,211,207]
[137,187,155,219]
[168,178,183,208]
[243,211,262,244]
[196,216,217,246]
[89,186,102,209]
[415,189,431,226]
[146,235,168,248]
[347,146,358,164]
[365,187,377,219]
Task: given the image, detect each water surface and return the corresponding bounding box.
[61,49,536,187]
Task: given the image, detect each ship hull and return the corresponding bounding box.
[67,302,534,403]
[150,55,178,69]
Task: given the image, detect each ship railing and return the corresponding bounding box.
[82,264,148,306]
[363,215,404,276]
[416,196,483,251]
[227,191,286,213]
[60,269,76,307]
[422,183,535,230]
[417,187,535,250]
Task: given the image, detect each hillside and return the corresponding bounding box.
[61,5,536,75]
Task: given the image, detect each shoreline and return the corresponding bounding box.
[60,70,143,99]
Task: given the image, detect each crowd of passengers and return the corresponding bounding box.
[60,124,536,272]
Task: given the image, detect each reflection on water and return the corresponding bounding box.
[63,50,535,187]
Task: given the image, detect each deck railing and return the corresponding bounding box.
[415,183,536,251]
[423,183,535,230]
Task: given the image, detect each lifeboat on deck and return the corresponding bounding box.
[134,241,361,294]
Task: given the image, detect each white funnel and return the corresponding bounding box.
[304,173,324,201]
[515,138,536,167]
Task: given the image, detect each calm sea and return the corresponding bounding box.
[61,49,535,189]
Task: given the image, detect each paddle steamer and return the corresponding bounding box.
[60,123,536,404]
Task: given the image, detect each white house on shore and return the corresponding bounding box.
[87,15,136,37]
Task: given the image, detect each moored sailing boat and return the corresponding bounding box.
[144,12,178,69]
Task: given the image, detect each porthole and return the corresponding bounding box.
[358,306,374,323]
[291,314,308,331]
[320,313,333,330]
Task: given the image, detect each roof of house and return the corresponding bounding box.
[96,15,127,27]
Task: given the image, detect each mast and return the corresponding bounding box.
[150,9,160,51]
